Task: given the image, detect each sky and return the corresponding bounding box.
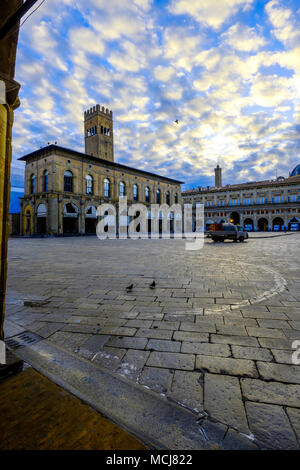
[11,0,300,194]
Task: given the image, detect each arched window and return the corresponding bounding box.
[156,189,161,204]
[145,186,150,203]
[64,170,73,192]
[104,178,110,198]
[133,184,138,201]
[43,170,48,192]
[30,174,35,194]
[86,174,93,195]
[119,181,126,198]
[166,191,170,205]
[174,193,178,204]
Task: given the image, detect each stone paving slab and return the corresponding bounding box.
[146,339,181,353]
[241,378,300,407]
[167,370,204,413]
[196,355,258,378]
[181,342,231,357]
[146,351,195,370]
[257,361,300,384]
[5,235,300,449]
[245,402,298,450]
[204,374,249,434]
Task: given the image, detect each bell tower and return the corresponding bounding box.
[84,105,114,162]
[214,164,222,188]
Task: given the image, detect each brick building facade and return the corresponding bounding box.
[19,105,182,236]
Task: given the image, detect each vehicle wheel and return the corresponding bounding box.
[212,237,217,242]
[233,238,238,242]
[239,237,245,242]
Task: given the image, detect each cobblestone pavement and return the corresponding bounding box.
[5,233,300,449]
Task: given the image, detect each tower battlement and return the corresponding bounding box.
[84,104,114,161]
[84,105,113,120]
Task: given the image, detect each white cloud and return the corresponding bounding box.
[153,66,175,82]
[29,21,68,71]
[69,28,105,55]
[108,40,148,72]
[162,27,204,71]
[265,0,300,47]
[169,0,254,30]
[222,23,267,52]
[250,74,294,107]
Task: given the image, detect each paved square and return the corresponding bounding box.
[5,233,300,449]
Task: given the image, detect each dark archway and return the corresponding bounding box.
[244,218,253,231]
[36,204,47,235]
[288,217,300,231]
[63,217,78,234]
[258,218,268,231]
[85,206,97,234]
[230,212,240,225]
[37,218,46,234]
[273,217,284,231]
[85,218,97,234]
[63,203,79,235]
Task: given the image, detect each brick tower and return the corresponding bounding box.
[84,105,114,162]
[214,164,222,188]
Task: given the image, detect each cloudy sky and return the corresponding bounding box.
[12,0,300,190]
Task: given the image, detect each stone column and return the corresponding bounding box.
[0,88,21,340]
[48,194,59,235]
[79,199,85,235]
[0,0,23,342]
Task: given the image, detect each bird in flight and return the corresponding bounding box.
[149,280,156,289]
[126,283,133,292]
[174,119,179,124]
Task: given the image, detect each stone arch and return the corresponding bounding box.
[257,217,268,231]
[63,201,79,215]
[272,216,284,231]
[244,218,254,231]
[37,203,47,217]
[63,202,79,235]
[205,218,215,230]
[230,211,240,225]
[288,216,300,231]
[36,203,47,234]
[85,205,97,234]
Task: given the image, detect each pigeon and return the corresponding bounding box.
[149,280,156,289]
[126,283,133,292]
[174,119,179,124]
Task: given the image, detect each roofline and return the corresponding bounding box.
[18,145,184,185]
[182,176,300,195]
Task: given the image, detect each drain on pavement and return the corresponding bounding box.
[6,332,42,350]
